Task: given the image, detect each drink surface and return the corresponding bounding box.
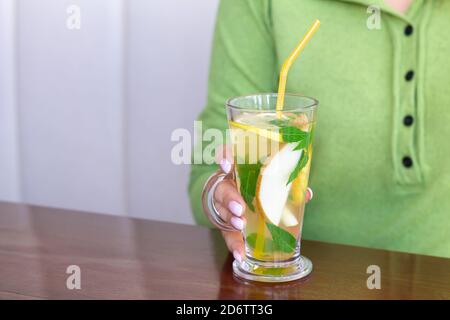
[230,112,314,271]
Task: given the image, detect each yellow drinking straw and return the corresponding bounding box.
[253,19,321,259]
[275,19,321,114]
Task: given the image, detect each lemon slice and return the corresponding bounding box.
[229,120,282,142]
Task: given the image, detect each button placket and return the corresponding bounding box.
[397,19,421,184]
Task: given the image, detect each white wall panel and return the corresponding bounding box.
[126,0,218,224]
[0,0,21,202]
[16,0,126,215]
[0,0,218,223]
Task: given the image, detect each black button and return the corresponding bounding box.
[402,156,413,168]
[403,115,414,126]
[405,70,415,81]
[404,25,413,36]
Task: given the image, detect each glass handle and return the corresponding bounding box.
[202,170,236,232]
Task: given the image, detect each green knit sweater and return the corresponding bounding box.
[188,0,450,258]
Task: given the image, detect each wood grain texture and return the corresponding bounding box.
[0,202,448,300]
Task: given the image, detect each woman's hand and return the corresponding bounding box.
[214,145,313,263]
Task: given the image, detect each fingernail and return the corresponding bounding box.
[228,201,243,217]
[307,187,314,200]
[230,217,244,230]
[233,250,242,263]
[219,159,231,174]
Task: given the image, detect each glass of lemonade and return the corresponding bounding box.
[203,93,318,282]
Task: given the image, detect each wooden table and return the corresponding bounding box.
[0,202,448,300]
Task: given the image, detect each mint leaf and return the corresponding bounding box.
[266,223,297,253]
[236,163,261,211]
[246,233,274,252]
[293,126,311,150]
[287,152,308,185]
[246,233,258,247]
[280,126,309,143]
[293,139,308,150]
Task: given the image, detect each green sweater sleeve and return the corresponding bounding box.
[188,0,277,226]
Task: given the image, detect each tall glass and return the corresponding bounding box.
[203,93,318,282]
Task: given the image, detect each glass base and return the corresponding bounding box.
[232,255,313,283]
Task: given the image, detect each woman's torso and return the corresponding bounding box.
[270,0,450,257]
